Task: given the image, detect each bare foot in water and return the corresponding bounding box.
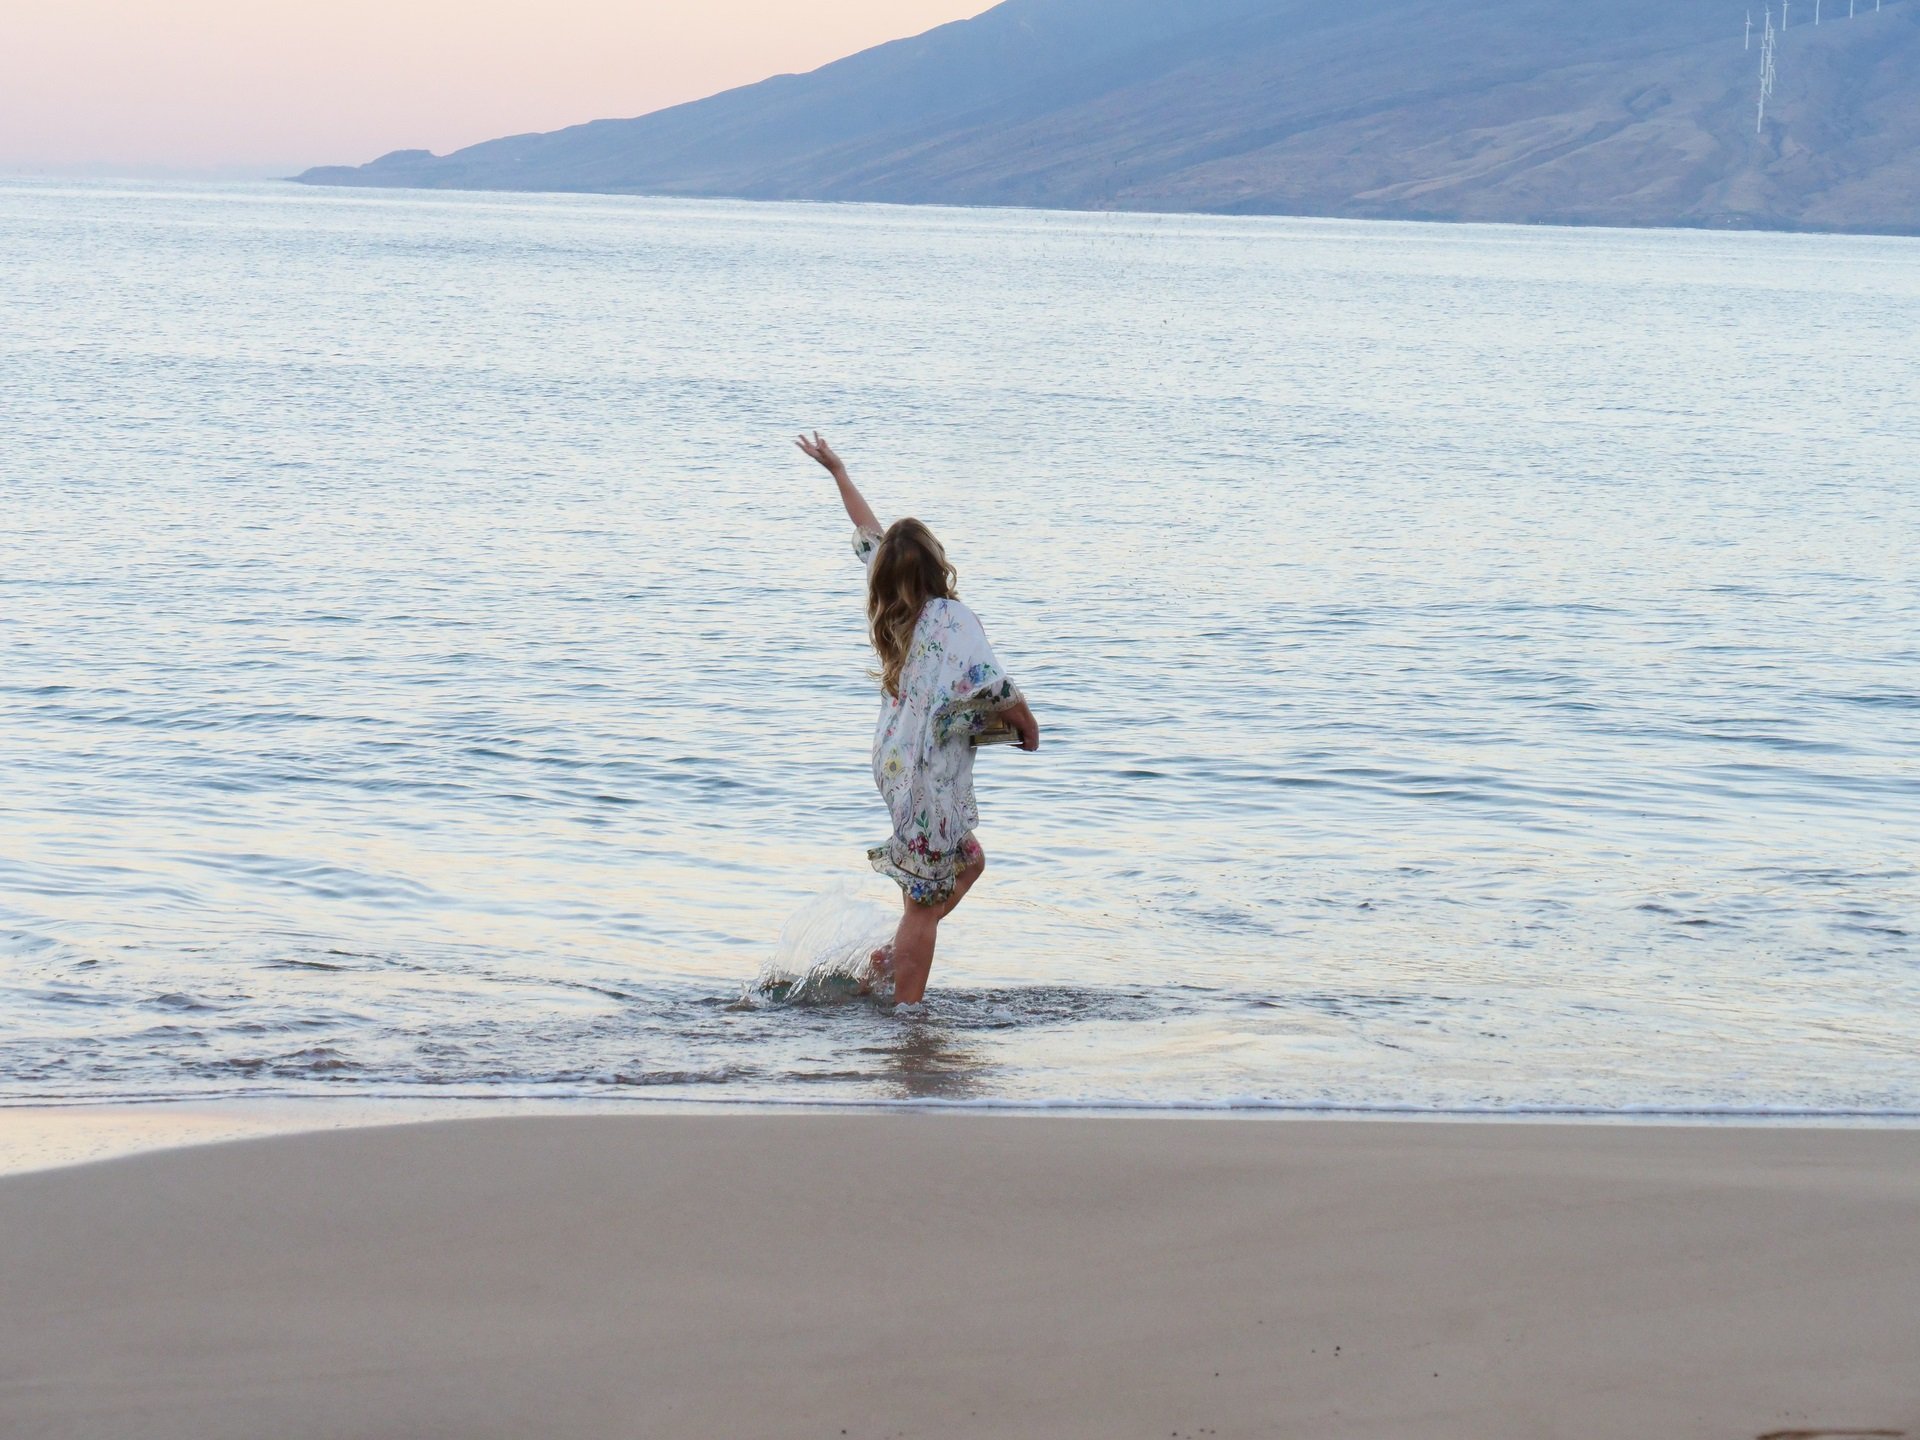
[857,945,895,996]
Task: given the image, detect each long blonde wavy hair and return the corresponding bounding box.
[868,518,957,699]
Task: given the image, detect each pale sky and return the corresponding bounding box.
[0,0,992,175]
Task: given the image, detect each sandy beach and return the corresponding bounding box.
[1,1113,1916,1438]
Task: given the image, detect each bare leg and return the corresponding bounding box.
[890,900,942,1005]
[889,844,986,1005]
[857,941,894,996]
[939,841,986,919]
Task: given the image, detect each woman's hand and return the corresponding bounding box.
[799,431,880,534]
[796,431,846,478]
[1008,699,1041,752]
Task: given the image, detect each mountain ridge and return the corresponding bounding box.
[295,0,1920,235]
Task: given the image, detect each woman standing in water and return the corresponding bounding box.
[797,433,1040,1006]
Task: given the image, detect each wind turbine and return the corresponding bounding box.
[1756,7,1778,133]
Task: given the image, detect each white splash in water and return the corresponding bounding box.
[741,883,898,1007]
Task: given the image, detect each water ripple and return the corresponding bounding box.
[2,179,1917,1113]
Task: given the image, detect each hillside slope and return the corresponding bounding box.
[296,0,1920,233]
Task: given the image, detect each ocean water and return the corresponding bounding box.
[4,178,1917,1116]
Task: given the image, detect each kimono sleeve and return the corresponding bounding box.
[852,526,885,570]
[931,600,1024,744]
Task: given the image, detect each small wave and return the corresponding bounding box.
[599,1068,740,1087]
[7,1087,1919,1124]
[214,1046,364,1077]
[149,992,219,1013]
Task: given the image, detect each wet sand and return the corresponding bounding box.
[2,1113,1917,1438]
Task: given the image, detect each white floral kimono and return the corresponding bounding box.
[855,527,1023,906]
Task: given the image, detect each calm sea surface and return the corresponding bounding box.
[4,178,1917,1114]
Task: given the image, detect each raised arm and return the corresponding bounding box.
[796,432,880,535]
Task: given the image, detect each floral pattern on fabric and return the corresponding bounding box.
[853,527,1022,907]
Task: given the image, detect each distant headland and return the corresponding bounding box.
[294,0,1920,235]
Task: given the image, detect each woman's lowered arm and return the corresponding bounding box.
[1002,695,1040,752]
